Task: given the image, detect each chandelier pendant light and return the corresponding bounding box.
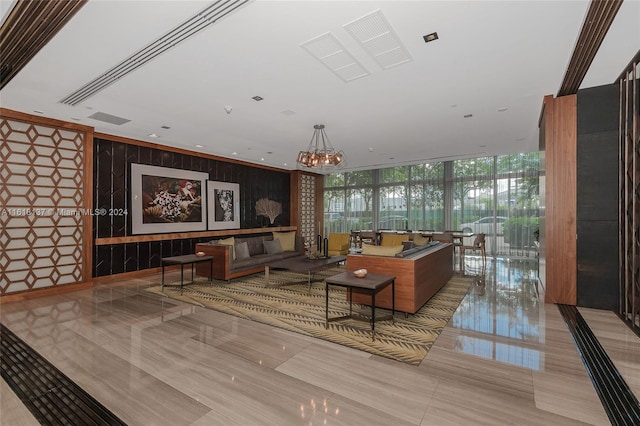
[297,124,345,169]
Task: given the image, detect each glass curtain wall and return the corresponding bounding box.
[324,152,540,258]
[452,157,497,252]
[379,166,409,230]
[496,153,540,257]
[409,163,445,231]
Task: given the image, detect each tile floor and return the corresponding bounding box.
[1,256,638,425]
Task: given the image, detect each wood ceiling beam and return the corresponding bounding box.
[557,0,623,96]
[0,0,87,90]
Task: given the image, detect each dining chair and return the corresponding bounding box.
[460,233,486,275]
[445,230,463,245]
[358,230,377,246]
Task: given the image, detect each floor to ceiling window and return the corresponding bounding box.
[409,162,445,232]
[324,152,541,258]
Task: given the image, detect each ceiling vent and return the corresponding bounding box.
[87,112,131,125]
[300,32,370,82]
[59,0,251,106]
[343,9,413,70]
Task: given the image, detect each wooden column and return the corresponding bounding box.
[540,94,577,304]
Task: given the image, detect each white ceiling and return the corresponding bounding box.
[1,0,638,173]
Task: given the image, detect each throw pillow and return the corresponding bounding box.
[218,236,236,260]
[263,239,283,255]
[235,241,250,260]
[413,234,430,246]
[402,241,414,251]
[272,231,296,252]
[361,244,403,256]
[380,234,409,247]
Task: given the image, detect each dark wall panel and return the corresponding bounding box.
[576,220,618,309]
[93,138,291,277]
[576,83,619,133]
[576,83,619,310]
[576,131,618,221]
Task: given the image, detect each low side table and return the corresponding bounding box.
[161,254,213,291]
[324,271,395,340]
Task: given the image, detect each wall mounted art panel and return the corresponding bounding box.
[207,180,240,230]
[131,163,207,234]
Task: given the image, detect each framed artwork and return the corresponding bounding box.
[207,181,240,230]
[130,163,208,234]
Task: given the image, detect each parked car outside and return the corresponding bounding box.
[324,212,343,221]
[366,215,407,230]
[459,216,507,235]
[324,212,359,223]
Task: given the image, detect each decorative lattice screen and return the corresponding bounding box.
[0,118,86,294]
[299,174,317,247]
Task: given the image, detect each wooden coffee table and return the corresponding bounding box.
[264,255,346,291]
[324,271,395,340]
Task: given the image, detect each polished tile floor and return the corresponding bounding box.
[1,256,638,425]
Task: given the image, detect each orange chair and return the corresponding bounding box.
[327,233,350,255]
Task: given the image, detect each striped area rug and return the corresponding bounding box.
[146,268,472,365]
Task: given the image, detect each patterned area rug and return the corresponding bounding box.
[146,267,472,365]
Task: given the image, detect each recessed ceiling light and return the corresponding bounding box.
[161,125,171,129]
[252,96,263,101]
[423,32,439,43]
[497,107,508,112]
[148,133,158,137]
[283,162,288,166]
[260,157,265,161]
[464,114,473,118]
[232,151,237,155]
[195,144,203,148]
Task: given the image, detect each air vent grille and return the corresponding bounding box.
[343,9,413,70]
[88,112,131,125]
[59,0,251,106]
[300,32,370,82]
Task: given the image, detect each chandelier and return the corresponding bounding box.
[296,124,345,169]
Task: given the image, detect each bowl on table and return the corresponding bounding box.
[195,251,206,257]
[353,268,367,278]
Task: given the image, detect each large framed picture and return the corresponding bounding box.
[207,181,240,230]
[130,164,208,234]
